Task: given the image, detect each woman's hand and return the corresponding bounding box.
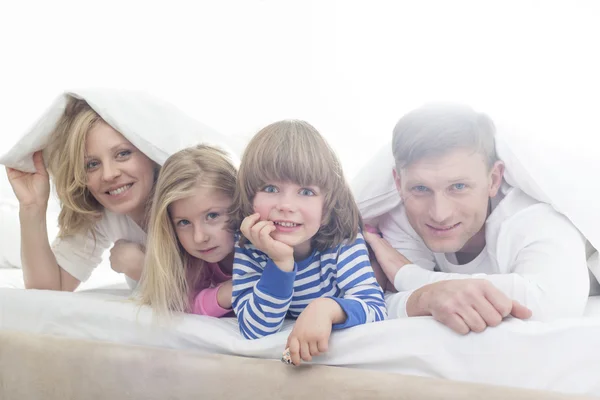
[6,151,50,209]
[110,239,145,281]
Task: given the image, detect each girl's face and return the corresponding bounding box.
[84,123,156,225]
[170,186,234,265]
[252,180,324,260]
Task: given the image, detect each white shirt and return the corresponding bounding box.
[381,184,590,321]
[52,209,146,283]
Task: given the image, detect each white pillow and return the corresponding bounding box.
[350,140,398,226]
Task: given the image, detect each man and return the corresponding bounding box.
[364,104,590,334]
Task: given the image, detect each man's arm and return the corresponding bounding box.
[381,208,590,321]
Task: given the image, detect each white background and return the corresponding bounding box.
[0,0,599,183]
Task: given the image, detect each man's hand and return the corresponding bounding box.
[368,249,397,293]
[407,279,532,334]
[364,229,411,284]
[109,239,145,281]
[285,298,344,366]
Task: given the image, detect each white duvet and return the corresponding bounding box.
[1,279,599,397]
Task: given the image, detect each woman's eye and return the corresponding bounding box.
[117,150,132,158]
[86,160,100,170]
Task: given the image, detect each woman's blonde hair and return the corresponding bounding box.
[231,120,362,252]
[138,145,237,316]
[46,98,105,237]
[46,97,158,238]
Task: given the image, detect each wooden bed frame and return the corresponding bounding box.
[0,331,595,400]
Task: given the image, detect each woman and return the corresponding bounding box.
[4,89,232,291]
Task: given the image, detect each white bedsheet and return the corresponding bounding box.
[0,257,128,292]
[1,278,599,397]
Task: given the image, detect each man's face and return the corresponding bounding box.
[394,148,504,254]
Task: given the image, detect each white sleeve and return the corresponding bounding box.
[51,223,111,283]
[385,290,414,318]
[393,207,590,321]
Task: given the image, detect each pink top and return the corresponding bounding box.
[189,262,232,317]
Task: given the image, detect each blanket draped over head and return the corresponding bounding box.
[0,88,238,173]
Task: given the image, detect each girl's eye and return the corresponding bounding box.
[117,150,132,158]
[263,185,278,193]
[86,160,100,170]
[176,219,191,227]
[299,188,316,196]
[206,212,220,221]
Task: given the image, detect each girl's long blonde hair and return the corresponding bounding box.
[231,120,362,252]
[138,144,237,317]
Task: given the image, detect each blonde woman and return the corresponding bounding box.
[7,96,160,291]
[138,145,237,317]
[231,120,387,366]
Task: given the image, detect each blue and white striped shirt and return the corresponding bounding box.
[232,233,387,340]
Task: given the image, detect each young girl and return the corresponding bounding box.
[138,145,237,317]
[231,120,387,366]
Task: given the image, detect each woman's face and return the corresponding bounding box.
[84,122,156,224]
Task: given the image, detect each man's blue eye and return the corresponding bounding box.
[413,185,429,192]
[453,183,467,190]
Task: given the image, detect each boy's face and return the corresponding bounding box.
[394,148,504,254]
[252,181,324,260]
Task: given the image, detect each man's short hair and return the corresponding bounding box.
[392,103,498,170]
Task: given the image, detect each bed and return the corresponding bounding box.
[2,331,595,400]
[1,267,600,399]
[2,95,600,399]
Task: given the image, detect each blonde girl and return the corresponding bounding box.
[139,145,237,317]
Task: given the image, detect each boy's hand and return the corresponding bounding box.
[285,298,345,366]
[241,213,294,271]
